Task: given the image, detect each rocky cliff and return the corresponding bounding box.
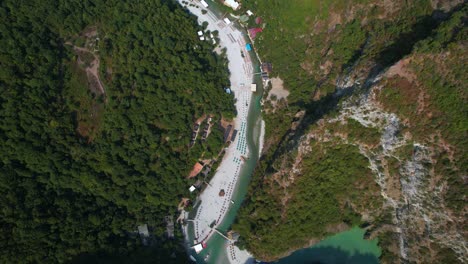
[233,1,466,262]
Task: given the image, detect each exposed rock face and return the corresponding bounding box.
[236,1,466,262]
[309,61,467,262]
[257,52,466,261]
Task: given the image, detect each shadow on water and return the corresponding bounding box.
[273,246,379,264]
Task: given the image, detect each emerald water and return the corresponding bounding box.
[276,227,381,264]
[186,15,264,262]
[182,2,382,264]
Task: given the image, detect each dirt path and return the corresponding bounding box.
[72,46,106,95]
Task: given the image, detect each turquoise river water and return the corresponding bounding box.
[184,1,382,264]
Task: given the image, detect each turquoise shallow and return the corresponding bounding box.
[275,227,381,264]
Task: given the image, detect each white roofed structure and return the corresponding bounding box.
[197,30,203,36]
[223,17,232,25]
[246,10,253,16]
[189,185,196,192]
[137,224,149,237]
[200,0,209,8]
[250,84,257,92]
[224,0,240,10]
[193,243,204,253]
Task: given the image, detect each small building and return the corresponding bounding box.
[202,167,211,177]
[137,224,150,246]
[239,15,249,23]
[194,180,203,188]
[197,31,203,36]
[261,62,273,73]
[193,243,204,254]
[248,28,263,39]
[199,36,205,41]
[230,129,238,142]
[137,224,149,237]
[251,83,257,92]
[223,0,240,10]
[223,17,232,25]
[231,232,240,242]
[200,0,209,8]
[255,17,262,25]
[224,124,232,142]
[189,162,204,178]
[189,185,196,192]
[225,88,231,94]
[246,10,254,16]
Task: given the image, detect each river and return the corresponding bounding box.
[178,1,381,264]
[177,1,264,263]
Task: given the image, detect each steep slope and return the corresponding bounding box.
[233,0,466,262]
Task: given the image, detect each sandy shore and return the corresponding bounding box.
[177,1,257,263]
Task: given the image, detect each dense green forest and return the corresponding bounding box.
[0,0,233,262]
[234,143,381,257]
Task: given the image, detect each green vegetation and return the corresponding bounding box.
[234,0,466,262]
[243,0,434,100]
[378,6,467,213]
[0,0,234,262]
[325,118,381,146]
[234,143,381,259]
[377,231,400,263]
[345,119,381,146]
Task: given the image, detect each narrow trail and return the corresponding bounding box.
[71,46,106,95]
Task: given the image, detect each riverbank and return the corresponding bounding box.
[176,1,262,263]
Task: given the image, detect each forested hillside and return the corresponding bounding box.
[0,0,233,262]
[233,0,466,263]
